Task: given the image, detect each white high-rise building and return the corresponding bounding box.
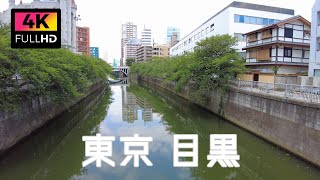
[141,27,152,46]
[121,22,137,66]
[308,0,320,77]
[0,0,78,52]
[170,1,295,57]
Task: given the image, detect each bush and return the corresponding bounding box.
[0,26,112,110]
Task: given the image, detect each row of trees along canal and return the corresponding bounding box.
[131,34,247,103]
[0,26,112,110]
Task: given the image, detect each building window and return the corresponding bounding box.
[239,15,244,23]
[315,69,320,77]
[234,33,245,42]
[257,18,263,25]
[244,16,250,23]
[269,48,272,57]
[206,27,209,34]
[304,30,311,38]
[234,15,240,22]
[250,17,257,24]
[269,19,275,24]
[263,18,269,25]
[284,28,293,38]
[210,23,214,31]
[284,47,292,57]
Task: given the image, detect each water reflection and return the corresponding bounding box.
[0,82,319,180]
[122,86,153,123]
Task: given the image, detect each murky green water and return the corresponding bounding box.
[0,82,319,180]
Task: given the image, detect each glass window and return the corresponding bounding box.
[250,17,257,24]
[269,19,275,24]
[257,18,263,25]
[234,15,240,22]
[263,18,269,25]
[239,15,244,23]
[314,69,320,77]
[284,47,292,57]
[206,27,209,33]
[234,33,245,42]
[284,28,293,38]
[244,16,250,23]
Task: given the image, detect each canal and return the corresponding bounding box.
[0,81,319,180]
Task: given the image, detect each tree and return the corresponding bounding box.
[131,34,246,103]
[0,26,112,110]
[126,58,135,66]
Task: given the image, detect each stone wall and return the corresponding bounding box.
[0,81,106,155]
[132,74,320,167]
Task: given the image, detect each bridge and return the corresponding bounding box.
[108,78,129,86]
[112,66,129,77]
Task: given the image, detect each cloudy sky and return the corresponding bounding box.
[0,0,316,62]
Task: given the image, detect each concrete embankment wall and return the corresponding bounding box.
[0,81,106,155]
[132,75,320,167]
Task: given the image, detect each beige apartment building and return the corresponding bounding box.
[152,44,169,58]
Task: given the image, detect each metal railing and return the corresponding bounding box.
[230,80,320,103]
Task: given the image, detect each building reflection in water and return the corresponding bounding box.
[121,86,153,123]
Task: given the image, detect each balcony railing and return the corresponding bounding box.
[246,36,311,47]
[230,80,320,103]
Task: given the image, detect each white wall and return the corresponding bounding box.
[309,0,320,76]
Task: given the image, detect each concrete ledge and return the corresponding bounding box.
[0,81,106,155]
[132,74,320,167]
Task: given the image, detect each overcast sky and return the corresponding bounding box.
[0,0,316,62]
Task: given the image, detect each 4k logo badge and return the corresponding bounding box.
[11,9,61,48]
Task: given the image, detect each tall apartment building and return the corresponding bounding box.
[0,0,78,52]
[90,47,99,58]
[170,1,295,57]
[121,22,137,66]
[240,16,310,83]
[136,46,152,62]
[309,0,320,77]
[141,28,152,46]
[170,32,179,48]
[77,27,90,56]
[124,38,141,64]
[167,27,180,46]
[152,44,169,58]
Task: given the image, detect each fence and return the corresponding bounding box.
[230,80,320,103]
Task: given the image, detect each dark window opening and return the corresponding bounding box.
[284,47,292,57]
[284,28,293,38]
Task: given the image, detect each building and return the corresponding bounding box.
[308,0,320,77]
[170,32,179,48]
[141,27,152,46]
[170,1,295,57]
[167,27,180,47]
[0,0,78,52]
[152,44,169,58]
[136,46,152,62]
[124,38,141,63]
[121,22,137,66]
[240,16,310,83]
[77,26,90,56]
[90,47,99,58]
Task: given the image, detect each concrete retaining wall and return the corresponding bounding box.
[132,74,320,167]
[0,81,106,155]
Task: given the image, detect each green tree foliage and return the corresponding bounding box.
[126,58,135,66]
[0,26,112,110]
[131,34,246,103]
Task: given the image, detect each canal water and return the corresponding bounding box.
[0,82,319,180]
